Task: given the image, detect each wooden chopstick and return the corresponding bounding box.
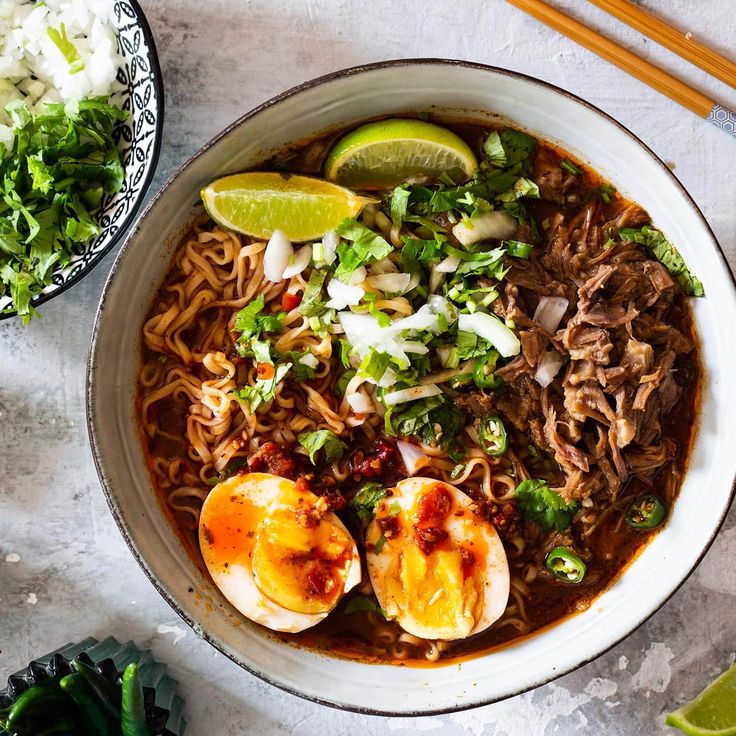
[505,0,736,139]
[587,0,736,89]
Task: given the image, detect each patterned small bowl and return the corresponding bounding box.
[0,0,164,321]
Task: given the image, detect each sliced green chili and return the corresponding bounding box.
[472,350,502,389]
[478,415,508,457]
[626,494,666,529]
[546,546,586,583]
[560,158,581,176]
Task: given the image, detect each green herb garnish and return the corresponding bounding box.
[298,429,348,464]
[514,479,579,531]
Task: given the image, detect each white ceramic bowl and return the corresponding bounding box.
[87,60,736,716]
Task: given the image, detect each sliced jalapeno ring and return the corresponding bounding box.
[479,415,508,457]
[545,546,586,584]
[626,494,666,529]
[473,350,502,389]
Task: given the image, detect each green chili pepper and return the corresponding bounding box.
[2,676,77,736]
[60,673,113,735]
[447,370,474,388]
[478,415,508,457]
[121,663,151,736]
[545,546,586,583]
[626,494,666,529]
[70,659,121,723]
[472,351,502,389]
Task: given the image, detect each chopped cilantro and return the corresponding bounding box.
[0,97,127,322]
[298,429,348,464]
[334,218,393,281]
[618,225,704,297]
[514,479,579,531]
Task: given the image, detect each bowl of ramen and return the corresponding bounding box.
[87,60,736,715]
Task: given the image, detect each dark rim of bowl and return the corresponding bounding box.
[86,58,736,717]
[0,0,165,322]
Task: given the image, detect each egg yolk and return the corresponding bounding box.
[252,506,354,614]
[385,543,483,640]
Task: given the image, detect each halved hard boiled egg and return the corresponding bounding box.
[366,477,510,641]
[199,472,361,633]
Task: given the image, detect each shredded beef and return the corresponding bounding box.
[456,200,696,501]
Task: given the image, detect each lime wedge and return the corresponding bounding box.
[201,172,374,241]
[324,119,478,188]
[666,663,736,736]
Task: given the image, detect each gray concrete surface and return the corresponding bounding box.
[1,1,735,733]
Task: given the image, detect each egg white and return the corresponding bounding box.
[366,477,510,641]
[199,472,361,633]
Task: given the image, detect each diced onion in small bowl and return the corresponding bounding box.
[263,229,293,282]
[452,211,517,246]
[534,349,564,387]
[397,440,431,476]
[533,296,569,334]
[383,384,441,407]
[458,312,520,357]
[282,245,312,279]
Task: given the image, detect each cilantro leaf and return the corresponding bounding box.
[234,296,285,359]
[388,184,411,227]
[299,268,327,317]
[298,429,348,465]
[334,218,393,281]
[618,225,704,297]
[350,482,387,521]
[236,362,291,412]
[338,594,385,618]
[514,479,579,531]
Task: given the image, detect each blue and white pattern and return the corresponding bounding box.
[707,103,736,138]
[0,0,163,318]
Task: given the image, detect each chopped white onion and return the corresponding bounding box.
[435,255,460,273]
[534,349,564,387]
[428,265,446,293]
[458,311,520,357]
[281,245,312,279]
[397,440,430,476]
[263,229,293,282]
[452,211,517,246]
[533,296,569,334]
[383,384,442,407]
[348,266,367,286]
[436,347,453,367]
[347,391,374,414]
[369,257,398,275]
[364,272,412,294]
[321,230,339,265]
[326,279,365,310]
[298,353,320,369]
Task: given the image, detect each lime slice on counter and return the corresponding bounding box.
[324,118,478,188]
[201,172,375,241]
[666,663,736,735]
